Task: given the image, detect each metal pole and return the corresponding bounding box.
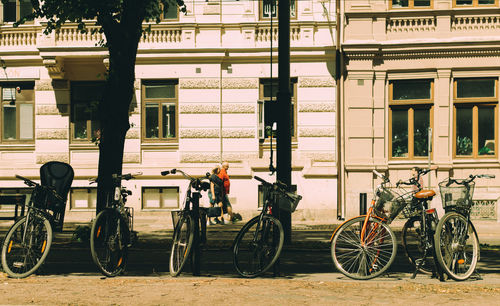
[277,0,292,244]
[191,192,201,276]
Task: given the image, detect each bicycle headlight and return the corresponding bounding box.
[114,187,121,201]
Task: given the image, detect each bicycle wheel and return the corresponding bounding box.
[232,214,284,278]
[434,212,479,281]
[90,209,129,277]
[402,216,433,274]
[331,216,397,280]
[169,213,194,277]
[1,215,53,278]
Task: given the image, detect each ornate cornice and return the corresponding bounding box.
[42,56,65,79]
[299,127,335,137]
[180,78,219,89]
[298,77,335,88]
[299,102,335,113]
[36,153,69,164]
[180,103,255,114]
[180,128,254,138]
[222,78,258,89]
[345,48,500,61]
[36,129,68,140]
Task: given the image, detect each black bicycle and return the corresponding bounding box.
[232,176,301,278]
[434,174,494,281]
[89,172,141,277]
[162,169,210,277]
[1,161,74,278]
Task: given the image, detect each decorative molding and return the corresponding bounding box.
[180,128,254,138]
[42,56,65,79]
[301,152,336,162]
[36,129,68,140]
[299,127,335,137]
[180,103,255,114]
[36,105,66,115]
[125,129,140,139]
[222,78,258,89]
[299,77,335,88]
[36,153,69,164]
[180,78,219,89]
[222,128,254,138]
[35,80,53,91]
[123,153,140,163]
[346,49,500,61]
[299,102,335,112]
[180,152,257,163]
[134,79,141,90]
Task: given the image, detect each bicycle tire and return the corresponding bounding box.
[169,213,194,277]
[1,215,53,278]
[401,216,433,274]
[434,212,479,281]
[90,209,129,277]
[232,214,284,278]
[331,216,397,280]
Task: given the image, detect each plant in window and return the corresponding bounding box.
[456,136,472,155]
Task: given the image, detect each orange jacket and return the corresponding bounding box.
[218,168,230,195]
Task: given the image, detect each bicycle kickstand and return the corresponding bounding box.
[411,258,424,279]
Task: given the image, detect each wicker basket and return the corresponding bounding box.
[438,180,475,210]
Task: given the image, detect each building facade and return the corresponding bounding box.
[0,1,338,223]
[340,0,500,220]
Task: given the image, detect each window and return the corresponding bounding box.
[258,78,297,140]
[260,0,297,20]
[142,187,179,209]
[2,0,33,22]
[391,0,432,8]
[70,82,104,143]
[70,188,97,210]
[453,0,497,7]
[0,82,34,143]
[142,80,178,142]
[389,79,434,159]
[454,78,497,158]
[161,1,178,21]
[0,188,30,211]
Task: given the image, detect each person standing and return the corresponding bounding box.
[218,161,235,223]
[208,165,224,224]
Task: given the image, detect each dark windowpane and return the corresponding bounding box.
[145,103,159,138]
[392,80,431,101]
[20,0,33,18]
[163,5,178,20]
[456,78,496,98]
[162,103,176,138]
[392,109,408,157]
[263,80,278,99]
[414,0,431,6]
[71,82,104,140]
[414,109,430,156]
[478,0,495,4]
[145,84,176,99]
[290,0,296,17]
[392,0,409,7]
[456,107,473,156]
[456,0,473,5]
[262,0,277,18]
[3,0,16,22]
[73,104,88,139]
[478,106,495,156]
[3,103,16,140]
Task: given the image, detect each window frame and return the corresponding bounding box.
[69,187,97,210]
[0,82,35,144]
[141,79,179,143]
[389,79,434,160]
[1,0,34,23]
[390,0,434,9]
[70,81,105,144]
[142,186,180,210]
[452,0,498,8]
[160,2,179,22]
[453,78,498,159]
[258,77,298,142]
[259,0,298,21]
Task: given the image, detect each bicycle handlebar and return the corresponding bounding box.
[16,174,64,202]
[446,174,495,187]
[254,175,290,193]
[15,174,38,187]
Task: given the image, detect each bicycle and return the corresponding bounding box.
[1,161,74,278]
[89,172,141,277]
[330,167,438,280]
[161,168,210,277]
[434,173,494,281]
[232,176,302,278]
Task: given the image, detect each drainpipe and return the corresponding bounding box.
[336,0,345,220]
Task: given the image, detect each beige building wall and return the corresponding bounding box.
[341,0,500,220]
[0,1,338,223]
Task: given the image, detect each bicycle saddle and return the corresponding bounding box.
[415,189,436,199]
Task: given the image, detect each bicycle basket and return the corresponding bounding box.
[401,198,421,218]
[375,191,411,221]
[278,192,302,213]
[438,180,475,210]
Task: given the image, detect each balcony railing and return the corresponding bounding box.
[0,27,37,47]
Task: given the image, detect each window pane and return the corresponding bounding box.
[2,88,15,101]
[163,5,178,19]
[414,109,429,157]
[262,0,277,18]
[392,0,409,7]
[478,0,495,4]
[456,78,496,98]
[263,80,279,99]
[162,103,176,138]
[145,103,159,138]
[19,103,33,140]
[456,107,473,156]
[392,80,431,101]
[71,82,104,141]
[290,0,296,17]
[3,103,16,140]
[145,84,175,99]
[414,0,431,6]
[456,0,473,5]
[392,109,408,157]
[20,0,33,18]
[3,0,16,22]
[73,104,88,139]
[478,106,495,156]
